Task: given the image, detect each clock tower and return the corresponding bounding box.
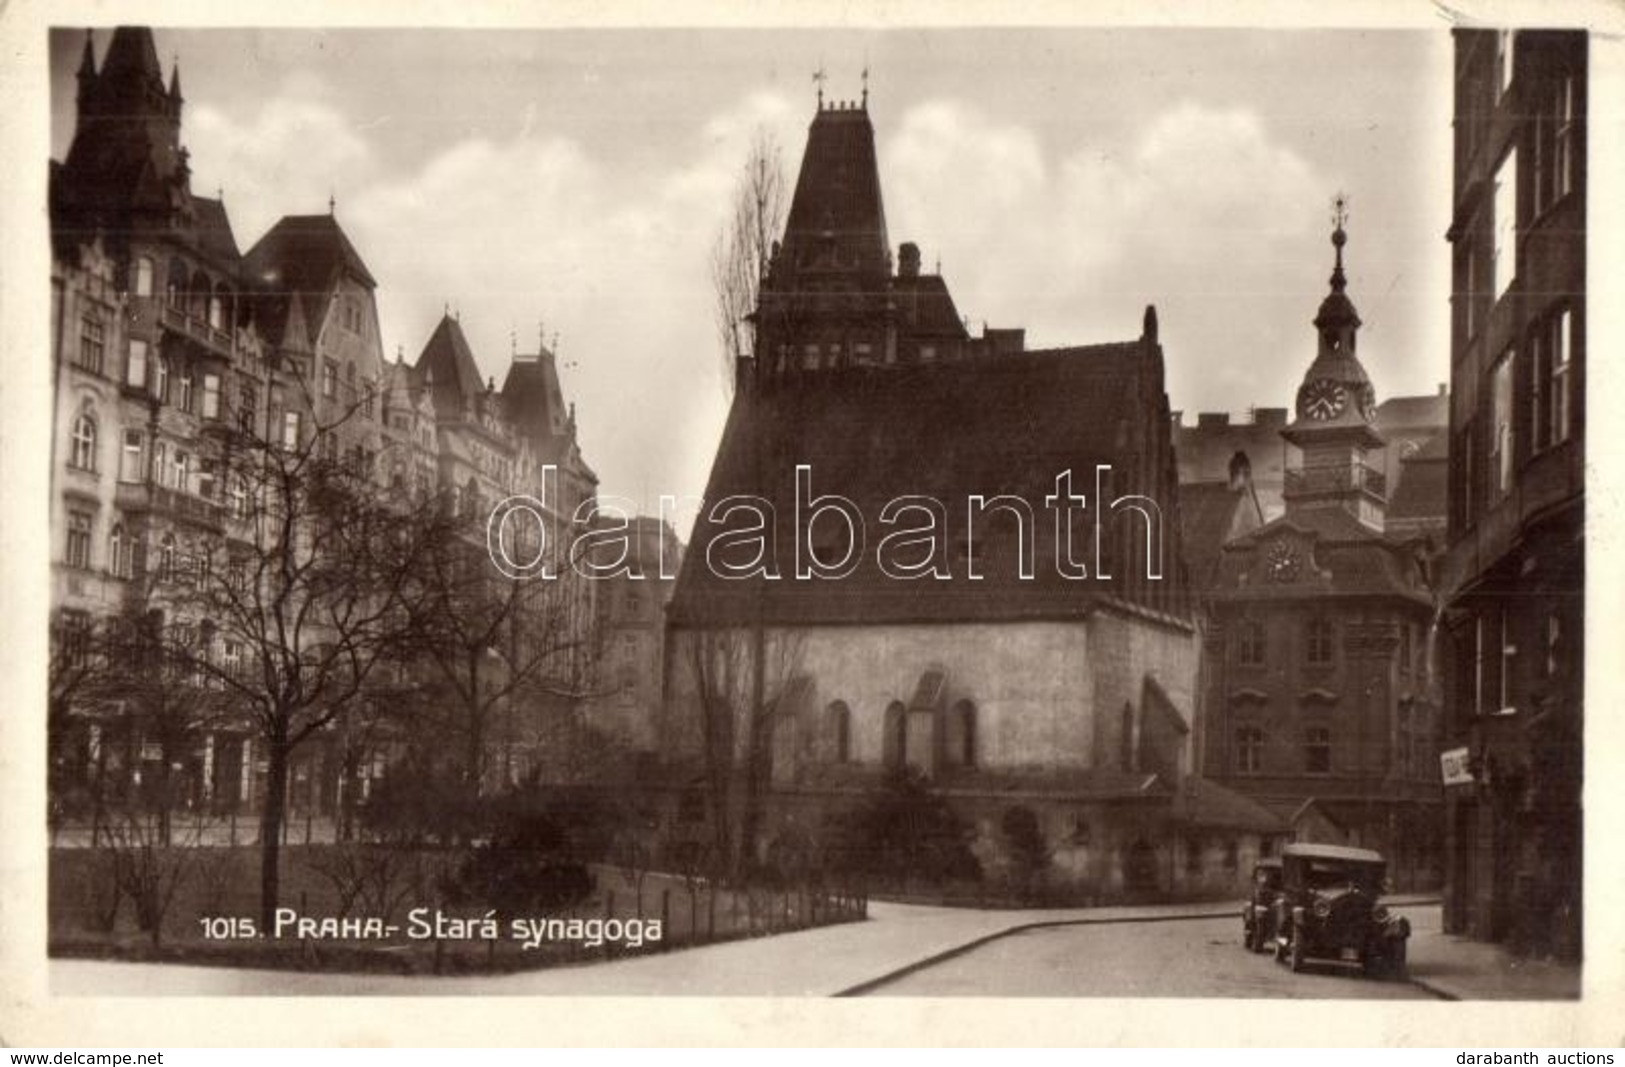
[1281,197,1387,531]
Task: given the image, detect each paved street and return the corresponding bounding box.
[865,907,1438,998]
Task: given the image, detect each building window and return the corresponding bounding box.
[77,317,106,374]
[826,701,851,763]
[119,429,144,483]
[1545,612,1562,679]
[1550,308,1573,445]
[882,701,907,769]
[133,257,154,297]
[69,412,97,472]
[152,441,167,487]
[947,700,977,768]
[154,356,171,404]
[1304,727,1331,774]
[202,373,221,420]
[282,411,300,450]
[109,523,132,580]
[1499,611,1515,712]
[178,369,195,413]
[126,339,148,389]
[363,383,375,419]
[198,459,217,501]
[1492,147,1517,301]
[239,384,257,433]
[173,450,192,494]
[229,477,248,519]
[57,609,93,668]
[1237,619,1265,666]
[158,534,177,583]
[1496,30,1513,98]
[65,511,92,569]
[322,359,337,399]
[1491,348,1514,495]
[1555,75,1576,202]
[1235,726,1263,774]
[1305,617,1334,665]
[1464,242,1478,340]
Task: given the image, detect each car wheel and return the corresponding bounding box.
[1389,940,1408,980]
[1289,934,1305,973]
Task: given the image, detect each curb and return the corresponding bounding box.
[833,908,1239,996]
[836,898,1446,997]
[1404,975,1460,1001]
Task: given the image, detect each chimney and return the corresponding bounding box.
[898,242,921,279]
[1254,407,1288,428]
[1197,412,1230,429]
[1438,382,1448,397]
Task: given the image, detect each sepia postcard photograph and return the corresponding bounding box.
[1,0,1622,1049]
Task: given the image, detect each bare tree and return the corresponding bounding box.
[682,626,805,881]
[396,513,603,806]
[172,383,440,929]
[710,128,788,396]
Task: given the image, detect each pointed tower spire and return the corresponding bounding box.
[77,30,97,81]
[1283,193,1385,529]
[168,54,182,101]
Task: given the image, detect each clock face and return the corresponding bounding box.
[1300,378,1348,421]
[1266,541,1300,582]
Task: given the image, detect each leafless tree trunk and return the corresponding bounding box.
[710,128,787,398]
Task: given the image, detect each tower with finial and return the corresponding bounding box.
[1281,193,1387,530]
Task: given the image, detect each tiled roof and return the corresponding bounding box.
[244,214,376,348]
[892,274,968,339]
[189,196,240,265]
[1173,777,1288,832]
[1179,479,1260,590]
[779,105,890,284]
[413,314,486,419]
[670,339,1191,627]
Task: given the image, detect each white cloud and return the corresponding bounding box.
[187,71,375,247]
[882,98,1331,411]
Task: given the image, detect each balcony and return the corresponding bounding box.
[151,299,235,361]
[1283,462,1387,500]
[114,480,225,531]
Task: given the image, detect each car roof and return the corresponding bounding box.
[1281,843,1386,864]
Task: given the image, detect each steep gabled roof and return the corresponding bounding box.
[413,314,486,420]
[501,349,568,442]
[1179,478,1263,591]
[189,196,240,265]
[243,213,376,348]
[670,339,1189,628]
[892,273,969,339]
[779,104,891,284]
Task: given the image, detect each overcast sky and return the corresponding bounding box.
[50,27,1454,518]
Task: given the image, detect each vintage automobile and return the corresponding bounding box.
[1269,843,1410,978]
[1241,856,1283,953]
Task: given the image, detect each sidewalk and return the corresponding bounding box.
[1403,920,1581,1001]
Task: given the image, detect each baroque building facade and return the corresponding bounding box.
[1195,210,1445,890]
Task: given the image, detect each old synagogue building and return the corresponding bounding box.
[664,93,1283,900]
